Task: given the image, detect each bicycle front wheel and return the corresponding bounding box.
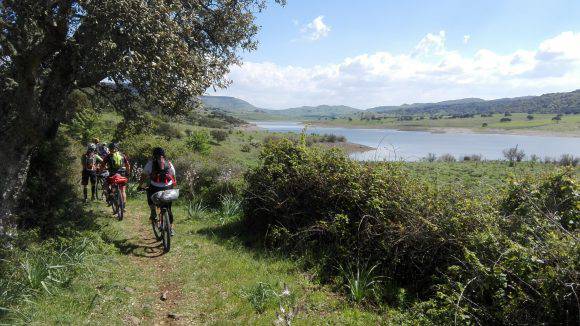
[162,211,171,252]
[95,178,102,200]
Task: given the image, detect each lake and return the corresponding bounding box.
[254,121,580,161]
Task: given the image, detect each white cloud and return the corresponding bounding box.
[300,15,331,41]
[414,30,446,55]
[213,31,580,109]
[463,35,471,44]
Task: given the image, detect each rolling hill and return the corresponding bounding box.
[368,91,580,115]
[200,89,580,120]
[199,96,359,120]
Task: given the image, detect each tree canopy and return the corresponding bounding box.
[0,0,283,236]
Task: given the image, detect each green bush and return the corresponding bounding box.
[210,129,229,142]
[243,139,579,324]
[156,122,185,140]
[122,134,189,165]
[186,130,211,154]
[174,158,244,207]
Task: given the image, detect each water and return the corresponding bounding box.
[254,121,580,161]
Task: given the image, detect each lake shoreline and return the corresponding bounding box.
[305,122,580,138]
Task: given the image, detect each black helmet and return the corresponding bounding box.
[108,142,119,150]
[152,147,165,158]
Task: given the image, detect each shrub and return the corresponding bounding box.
[527,114,534,120]
[424,153,437,162]
[156,122,185,140]
[122,134,188,165]
[175,158,244,207]
[481,122,488,127]
[558,154,579,167]
[210,129,229,142]
[500,117,511,122]
[240,144,251,152]
[438,153,456,162]
[186,130,211,154]
[241,282,275,314]
[243,140,580,324]
[503,146,525,166]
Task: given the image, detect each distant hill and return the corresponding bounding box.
[369,91,580,115]
[200,96,359,119]
[273,105,360,119]
[200,89,580,120]
[199,96,260,113]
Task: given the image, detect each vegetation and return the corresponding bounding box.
[243,139,579,324]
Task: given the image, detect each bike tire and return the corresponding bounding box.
[111,192,118,215]
[162,211,171,252]
[95,178,102,200]
[151,214,162,240]
[117,191,123,221]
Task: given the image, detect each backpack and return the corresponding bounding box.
[151,157,175,185]
[109,152,125,171]
[84,152,97,170]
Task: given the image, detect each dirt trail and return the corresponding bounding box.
[122,206,190,325]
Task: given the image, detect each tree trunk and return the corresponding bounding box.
[0,141,35,242]
[0,58,47,243]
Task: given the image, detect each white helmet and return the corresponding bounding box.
[87,143,97,151]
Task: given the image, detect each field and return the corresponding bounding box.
[313,113,580,136]
[1,109,578,325]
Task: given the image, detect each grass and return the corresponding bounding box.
[313,113,580,136]
[401,160,573,192]
[1,197,386,324]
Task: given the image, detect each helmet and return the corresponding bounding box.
[152,147,165,158]
[108,142,120,150]
[87,143,97,151]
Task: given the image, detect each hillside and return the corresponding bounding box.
[272,105,360,118]
[201,89,580,120]
[199,95,261,113]
[369,90,580,115]
[200,96,359,120]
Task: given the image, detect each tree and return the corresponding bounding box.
[503,146,526,167]
[0,0,284,235]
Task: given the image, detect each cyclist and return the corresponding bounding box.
[138,147,177,235]
[81,143,103,202]
[100,142,131,211]
[94,138,109,158]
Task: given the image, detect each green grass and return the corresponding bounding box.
[314,113,580,136]
[401,161,572,192]
[2,198,387,324]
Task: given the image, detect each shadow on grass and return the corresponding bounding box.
[196,219,281,261]
[107,232,165,258]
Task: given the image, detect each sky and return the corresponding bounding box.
[209,0,580,109]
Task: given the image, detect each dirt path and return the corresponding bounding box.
[121,204,190,325]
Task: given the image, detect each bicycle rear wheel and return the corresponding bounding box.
[151,212,162,240]
[162,211,171,252]
[117,191,124,221]
[111,190,118,215]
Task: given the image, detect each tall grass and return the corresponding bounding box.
[218,194,242,225]
[187,199,208,220]
[0,237,98,319]
[337,261,381,304]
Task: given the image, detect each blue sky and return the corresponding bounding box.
[212,0,580,109]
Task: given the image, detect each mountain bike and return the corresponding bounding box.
[96,170,109,201]
[108,174,128,221]
[150,189,179,253]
